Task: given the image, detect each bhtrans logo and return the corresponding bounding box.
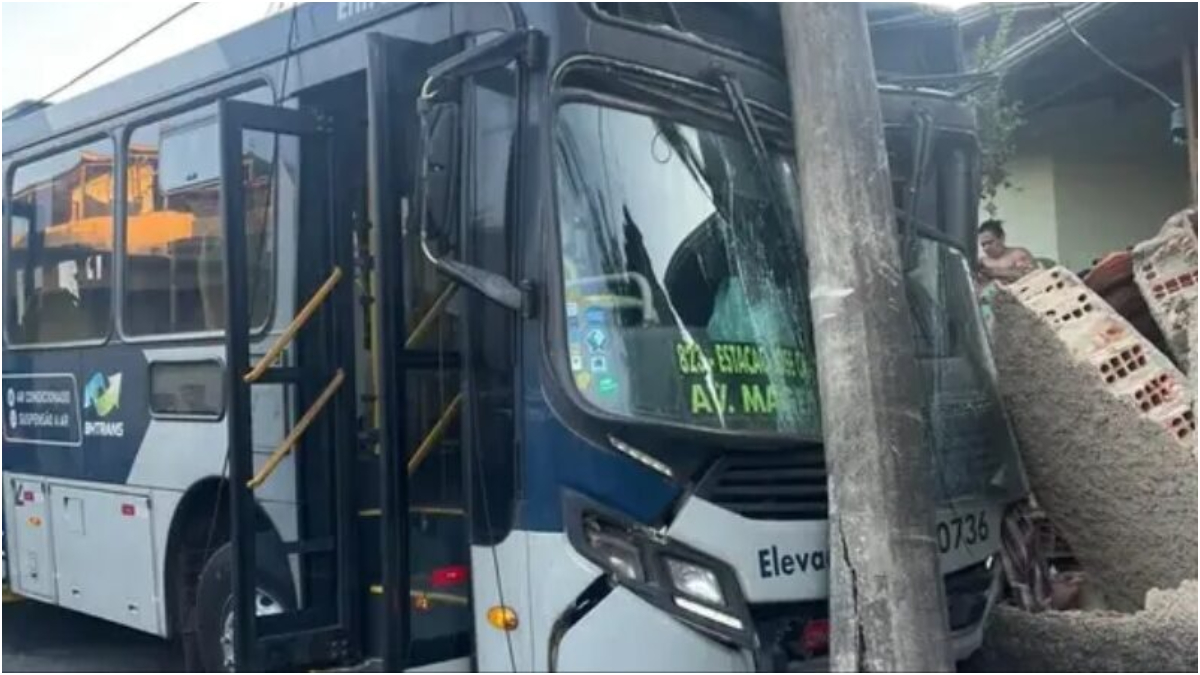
[83,372,124,438]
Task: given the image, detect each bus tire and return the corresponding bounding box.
[194,543,292,672]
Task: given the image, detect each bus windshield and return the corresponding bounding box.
[554,102,821,437]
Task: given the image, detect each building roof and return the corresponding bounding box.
[971,3,1196,112]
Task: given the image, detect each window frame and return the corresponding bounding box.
[147,357,227,421]
[117,85,281,344]
[4,134,120,350]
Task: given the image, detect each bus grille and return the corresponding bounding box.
[695,452,828,521]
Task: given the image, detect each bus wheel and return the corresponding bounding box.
[194,543,291,672]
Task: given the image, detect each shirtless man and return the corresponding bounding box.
[978,219,1036,284]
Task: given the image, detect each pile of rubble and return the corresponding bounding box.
[982,208,1198,671]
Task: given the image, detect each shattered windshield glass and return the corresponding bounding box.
[553,102,821,436]
[907,237,1027,505]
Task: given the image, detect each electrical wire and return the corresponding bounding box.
[5,3,199,119]
[1055,5,1180,110]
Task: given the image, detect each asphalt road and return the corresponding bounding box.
[3,597,183,672]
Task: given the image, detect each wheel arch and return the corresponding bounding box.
[163,476,294,639]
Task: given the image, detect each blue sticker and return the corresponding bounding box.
[585,307,607,325]
[586,328,608,353]
[590,355,608,373]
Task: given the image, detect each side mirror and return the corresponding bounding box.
[418,100,528,313]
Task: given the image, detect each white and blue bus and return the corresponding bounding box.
[3,3,1025,671]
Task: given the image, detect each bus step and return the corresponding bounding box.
[366,585,469,606]
[357,506,466,518]
[255,625,355,671]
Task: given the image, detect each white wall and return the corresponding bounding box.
[986,153,1060,263]
[1053,158,1189,270]
[982,96,1192,272]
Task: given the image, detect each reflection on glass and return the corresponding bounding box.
[123,94,279,336]
[554,103,820,436]
[8,140,115,343]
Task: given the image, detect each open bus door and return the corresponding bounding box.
[218,99,360,671]
[366,32,472,672]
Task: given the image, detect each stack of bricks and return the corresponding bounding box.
[1132,209,1198,395]
[991,266,1197,612]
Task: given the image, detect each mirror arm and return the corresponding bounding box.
[420,232,530,314]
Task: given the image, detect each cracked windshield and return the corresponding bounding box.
[555,102,820,435]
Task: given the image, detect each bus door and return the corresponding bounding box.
[219,100,361,670]
[368,31,490,671]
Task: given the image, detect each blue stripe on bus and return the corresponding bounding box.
[518,396,680,532]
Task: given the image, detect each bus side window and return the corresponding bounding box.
[6,139,116,345]
[122,89,276,337]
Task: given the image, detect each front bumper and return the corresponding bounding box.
[551,563,999,672]
[784,611,991,672]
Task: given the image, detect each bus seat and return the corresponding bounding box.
[23,288,91,343]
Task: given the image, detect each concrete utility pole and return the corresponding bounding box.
[780,4,952,672]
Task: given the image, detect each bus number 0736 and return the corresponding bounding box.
[936,511,989,553]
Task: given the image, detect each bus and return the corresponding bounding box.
[2,3,1025,671]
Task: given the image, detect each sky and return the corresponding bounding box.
[1,1,976,111]
[1,2,278,110]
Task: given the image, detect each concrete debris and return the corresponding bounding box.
[991,268,1197,611]
[977,581,1197,672]
[1132,207,1198,378]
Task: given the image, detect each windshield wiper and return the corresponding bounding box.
[715,73,791,232]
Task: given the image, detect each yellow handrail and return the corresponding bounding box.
[368,585,469,607]
[405,283,458,349]
[407,393,463,476]
[245,267,344,384]
[247,369,345,490]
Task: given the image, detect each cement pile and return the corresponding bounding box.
[991,268,1197,611]
[1132,208,1198,384]
[978,581,1198,672]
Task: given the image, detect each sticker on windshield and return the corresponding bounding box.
[586,329,608,353]
[585,307,606,325]
[566,302,579,319]
[596,376,619,397]
[589,355,608,373]
[570,354,584,371]
[575,371,592,390]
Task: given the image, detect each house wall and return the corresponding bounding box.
[987,153,1060,262]
[982,96,1191,271]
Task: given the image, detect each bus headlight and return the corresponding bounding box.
[582,519,645,582]
[564,493,754,647]
[665,557,725,606]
